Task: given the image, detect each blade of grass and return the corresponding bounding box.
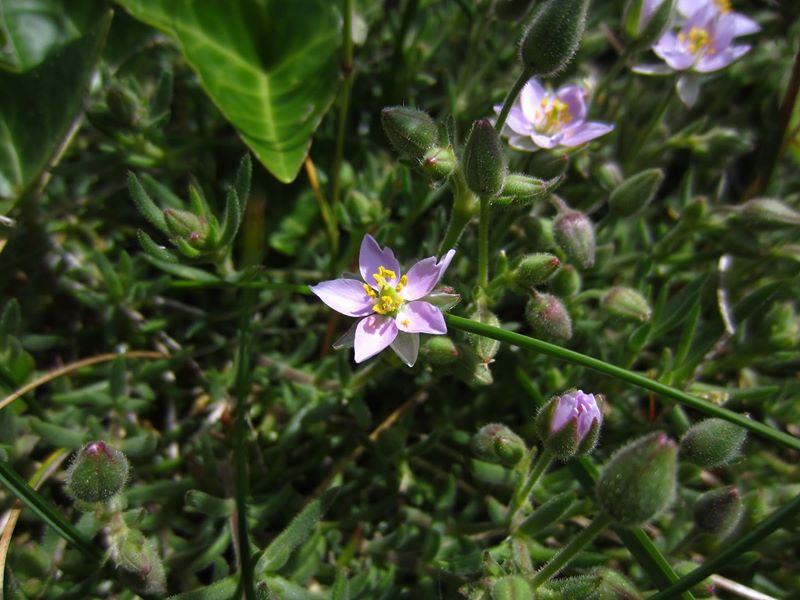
[445,314,800,452]
[0,460,103,562]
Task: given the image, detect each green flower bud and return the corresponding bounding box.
[446,344,494,386]
[519,0,589,77]
[163,208,210,248]
[66,441,130,503]
[761,302,799,350]
[381,106,439,160]
[463,119,507,197]
[469,307,502,363]
[422,145,457,181]
[623,0,675,48]
[596,432,678,526]
[492,575,534,600]
[673,561,715,598]
[116,530,167,596]
[736,198,800,229]
[495,0,535,21]
[522,216,556,250]
[525,292,572,341]
[609,168,664,216]
[693,486,743,537]
[601,287,652,323]
[344,190,381,227]
[595,162,624,191]
[680,418,747,468]
[592,567,643,599]
[472,423,527,467]
[106,84,145,127]
[421,336,460,366]
[554,209,595,269]
[514,253,561,288]
[493,173,564,208]
[550,263,582,297]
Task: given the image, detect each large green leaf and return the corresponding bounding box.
[0,7,111,207]
[115,0,341,183]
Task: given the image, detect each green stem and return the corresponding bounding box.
[648,493,800,600]
[530,511,613,588]
[444,314,800,452]
[624,82,676,163]
[508,449,553,521]
[438,171,477,255]
[495,68,534,133]
[330,0,355,210]
[478,195,490,293]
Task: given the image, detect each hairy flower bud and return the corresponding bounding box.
[421,145,457,181]
[536,389,602,459]
[381,106,439,160]
[609,168,664,216]
[421,336,460,366]
[519,0,589,77]
[525,292,573,341]
[736,198,800,229]
[116,530,167,596]
[693,486,743,537]
[602,286,652,322]
[66,441,130,503]
[597,432,678,526]
[493,173,564,208]
[492,575,534,599]
[554,209,595,269]
[514,253,561,288]
[463,119,507,197]
[469,307,501,363]
[680,418,747,468]
[472,423,527,467]
[550,264,582,297]
[163,208,210,247]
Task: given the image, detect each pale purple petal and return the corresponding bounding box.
[676,0,700,18]
[550,393,578,435]
[531,132,561,149]
[508,135,543,152]
[396,301,447,334]
[354,315,398,363]
[731,13,760,36]
[390,332,420,367]
[712,13,737,51]
[359,234,401,289]
[632,63,675,75]
[310,279,375,317]
[519,80,546,123]
[560,122,614,147]
[676,74,701,106]
[641,0,666,27]
[695,44,750,72]
[556,84,586,122]
[505,106,534,136]
[550,390,602,441]
[401,249,456,301]
[654,32,695,71]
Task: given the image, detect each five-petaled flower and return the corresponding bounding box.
[310,235,456,367]
[494,78,614,151]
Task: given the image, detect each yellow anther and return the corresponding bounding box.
[714,0,731,13]
[681,27,713,55]
[401,318,410,327]
[363,283,377,298]
[396,274,408,292]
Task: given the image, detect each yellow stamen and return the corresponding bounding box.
[679,27,714,55]
[714,0,731,13]
[396,274,408,292]
[363,283,377,297]
[401,318,410,327]
[538,97,573,134]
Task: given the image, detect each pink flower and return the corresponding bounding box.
[493,78,613,151]
[310,235,456,367]
[550,390,603,442]
[535,389,603,458]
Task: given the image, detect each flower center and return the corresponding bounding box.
[537,97,573,134]
[364,266,408,316]
[679,27,715,56]
[714,0,731,13]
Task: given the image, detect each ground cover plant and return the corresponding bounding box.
[1,0,799,598]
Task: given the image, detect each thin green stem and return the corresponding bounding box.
[508,449,553,521]
[478,195,490,293]
[444,314,800,452]
[530,511,613,588]
[330,0,355,210]
[495,68,534,133]
[438,171,477,255]
[648,493,800,600]
[624,82,676,163]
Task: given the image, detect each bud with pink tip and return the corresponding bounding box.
[535,389,603,459]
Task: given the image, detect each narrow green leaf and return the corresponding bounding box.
[446,313,800,451]
[219,188,242,248]
[128,172,168,232]
[142,255,220,283]
[138,229,179,263]
[116,0,341,183]
[140,173,184,210]
[0,298,21,337]
[29,419,87,450]
[0,460,103,561]
[235,153,252,218]
[332,570,350,600]
[167,575,238,600]
[185,490,235,518]
[94,251,124,299]
[516,492,576,537]
[255,487,340,574]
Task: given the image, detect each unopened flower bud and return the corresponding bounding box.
[623,0,675,47]
[596,432,678,526]
[492,575,534,600]
[493,173,564,208]
[693,486,743,537]
[381,106,439,160]
[163,208,209,247]
[66,441,130,503]
[536,389,602,459]
[106,84,145,127]
[422,145,457,180]
[673,561,715,598]
[463,119,507,197]
[761,302,799,350]
[514,253,561,288]
[469,307,501,363]
[519,0,589,77]
[550,264,582,297]
[116,530,167,596]
[609,168,664,216]
[736,198,800,229]
[525,292,573,341]
[592,567,643,599]
[680,418,746,468]
[554,209,595,269]
[472,423,527,467]
[602,286,652,323]
[421,336,460,366]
